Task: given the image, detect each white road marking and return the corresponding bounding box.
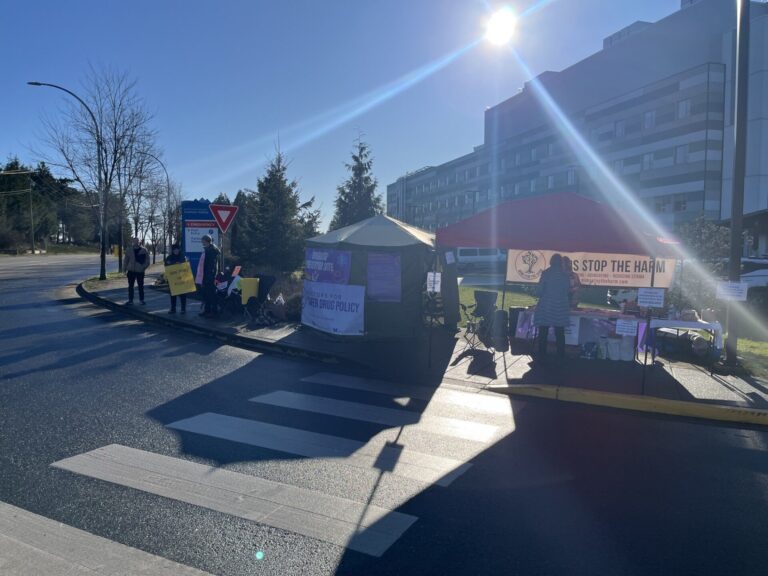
[301,372,514,415]
[249,391,500,442]
[167,412,472,487]
[52,444,417,557]
[0,500,211,575]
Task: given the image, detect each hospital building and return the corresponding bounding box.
[386,0,768,256]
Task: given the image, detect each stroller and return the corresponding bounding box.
[213,268,245,319]
[245,274,277,327]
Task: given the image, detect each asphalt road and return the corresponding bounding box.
[2,254,768,575]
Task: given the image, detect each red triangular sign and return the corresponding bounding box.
[209,204,239,234]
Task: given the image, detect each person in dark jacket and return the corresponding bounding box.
[123,237,150,305]
[534,253,571,360]
[164,243,187,314]
[562,255,582,309]
[197,234,221,317]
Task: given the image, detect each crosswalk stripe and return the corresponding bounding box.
[249,391,500,442]
[0,500,212,575]
[52,444,417,557]
[167,413,472,487]
[301,372,515,415]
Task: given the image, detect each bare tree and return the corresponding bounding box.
[35,66,154,279]
[115,129,158,271]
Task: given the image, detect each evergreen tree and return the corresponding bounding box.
[247,152,319,272]
[329,137,382,231]
[0,158,87,249]
[229,189,254,260]
[668,214,731,310]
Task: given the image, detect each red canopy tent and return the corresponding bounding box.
[436,192,678,258]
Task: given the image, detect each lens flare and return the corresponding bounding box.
[486,7,517,46]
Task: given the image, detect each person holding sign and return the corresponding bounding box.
[534,253,571,362]
[164,243,191,314]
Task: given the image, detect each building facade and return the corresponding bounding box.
[386,0,768,256]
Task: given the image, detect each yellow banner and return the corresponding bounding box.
[506,250,676,288]
[165,262,197,296]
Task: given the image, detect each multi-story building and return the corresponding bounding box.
[387,0,768,256]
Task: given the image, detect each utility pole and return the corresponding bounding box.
[726,0,751,365]
[29,177,35,253]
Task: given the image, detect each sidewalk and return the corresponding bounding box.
[78,270,768,426]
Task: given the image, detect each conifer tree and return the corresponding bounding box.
[329,137,382,231]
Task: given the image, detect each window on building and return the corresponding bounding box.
[548,142,555,157]
[642,153,654,171]
[514,182,521,196]
[531,147,538,161]
[678,99,692,119]
[615,120,626,137]
[655,199,669,213]
[614,159,623,174]
[500,158,506,172]
[530,178,537,192]
[547,175,555,189]
[515,152,521,166]
[567,169,577,186]
[644,110,656,130]
[675,145,689,164]
[674,199,687,212]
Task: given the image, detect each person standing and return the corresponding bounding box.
[534,253,571,361]
[164,243,188,314]
[196,234,220,317]
[123,237,150,305]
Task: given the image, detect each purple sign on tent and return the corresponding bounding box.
[304,248,351,284]
[367,252,401,302]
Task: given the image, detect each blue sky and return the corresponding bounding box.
[1,0,680,229]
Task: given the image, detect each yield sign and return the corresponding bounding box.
[209,204,239,234]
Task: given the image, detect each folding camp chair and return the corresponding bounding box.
[460,290,498,351]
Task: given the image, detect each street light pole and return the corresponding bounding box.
[28,81,107,279]
[138,150,172,260]
[726,0,751,365]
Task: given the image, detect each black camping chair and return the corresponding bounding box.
[245,274,277,326]
[460,290,498,351]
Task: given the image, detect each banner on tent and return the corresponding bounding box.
[302,281,365,335]
[367,252,402,302]
[506,250,676,288]
[304,248,352,284]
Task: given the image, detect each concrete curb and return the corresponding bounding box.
[487,383,768,427]
[76,282,348,367]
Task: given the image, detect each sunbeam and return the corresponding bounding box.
[188,39,481,192]
[506,46,768,342]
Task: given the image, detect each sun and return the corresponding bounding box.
[486,7,517,46]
